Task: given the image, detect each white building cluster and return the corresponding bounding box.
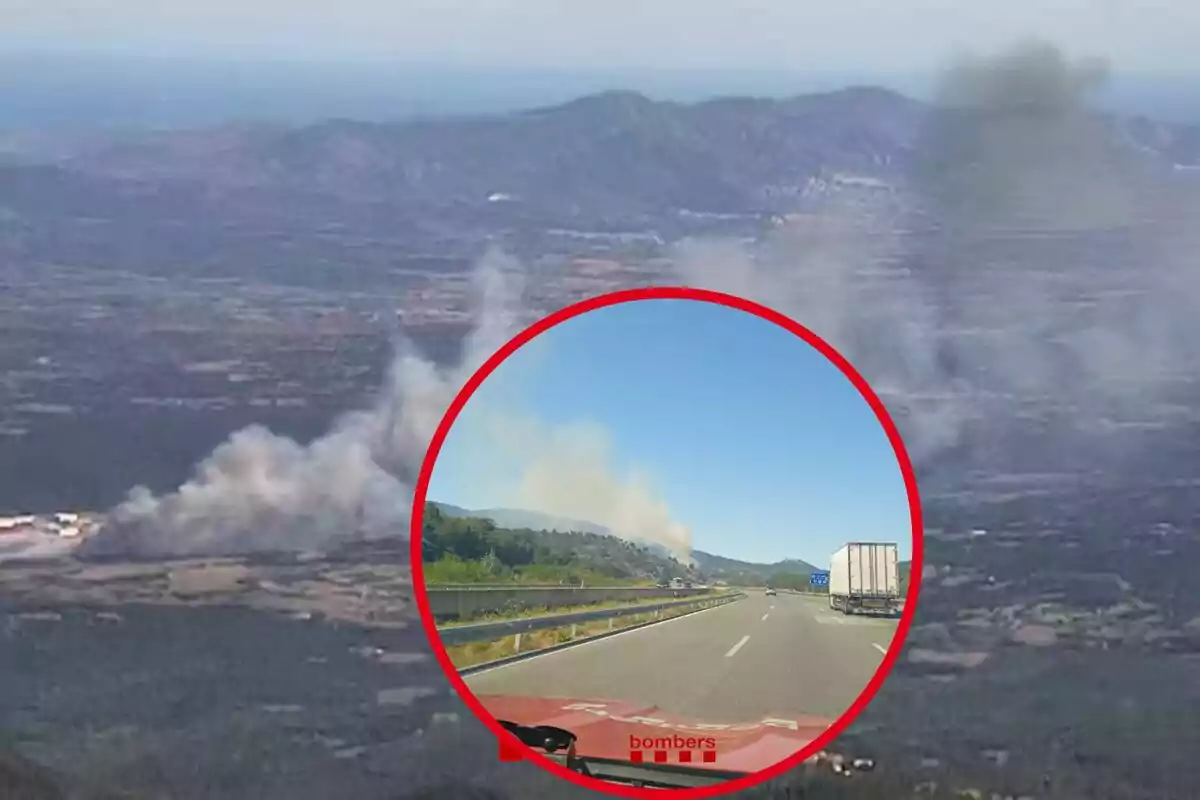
[0,511,96,539]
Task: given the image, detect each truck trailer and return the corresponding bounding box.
[828,542,901,616]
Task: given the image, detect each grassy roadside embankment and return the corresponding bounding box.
[423,557,658,587]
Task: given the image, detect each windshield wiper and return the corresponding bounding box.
[496,720,577,753]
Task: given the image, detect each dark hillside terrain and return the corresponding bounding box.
[2,74,1200,799]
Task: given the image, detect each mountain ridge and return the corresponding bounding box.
[2,82,1195,269]
[429,501,820,573]
[59,84,1200,185]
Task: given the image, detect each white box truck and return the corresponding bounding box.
[829,542,901,616]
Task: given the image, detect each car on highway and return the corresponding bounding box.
[764,587,777,596]
[481,694,832,789]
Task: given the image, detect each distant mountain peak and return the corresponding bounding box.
[825,84,911,101]
[430,502,611,537]
[691,549,819,577]
[523,89,665,119]
[556,88,655,106]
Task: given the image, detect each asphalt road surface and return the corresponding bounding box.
[463,591,901,723]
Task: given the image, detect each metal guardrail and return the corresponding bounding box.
[425,585,714,620]
[427,586,703,595]
[438,591,745,646]
[426,584,710,592]
[429,583,659,590]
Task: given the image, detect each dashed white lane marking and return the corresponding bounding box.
[761,613,770,621]
[726,635,751,658]
[872,643,888,655]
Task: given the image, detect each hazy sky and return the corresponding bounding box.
[428,299,914,566]
[7,1,1198,75]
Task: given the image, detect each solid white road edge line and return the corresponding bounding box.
[872,642,888,655]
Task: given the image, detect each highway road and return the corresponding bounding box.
[463,590,901,723]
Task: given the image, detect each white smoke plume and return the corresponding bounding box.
[676,39,1200,471]
[81,249,526,558]
[458,413,694,561]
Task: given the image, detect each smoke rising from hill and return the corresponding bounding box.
[81,249,525,558]
[677,39,1200,470]
[456,413,694,561]
[515,425,692,562]
[79,40,1200,558]
[83,249,695,562]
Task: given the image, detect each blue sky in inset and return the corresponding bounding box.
[429,298,913,565]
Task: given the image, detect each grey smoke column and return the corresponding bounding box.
[910,39,1198,437]
[81,250,525,558]
[678,39,1199,472]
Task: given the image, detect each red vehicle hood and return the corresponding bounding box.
[477,694,834,775]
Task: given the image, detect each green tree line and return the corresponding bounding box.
[420,503,685,586]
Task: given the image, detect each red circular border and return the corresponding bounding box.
[410,286,924,799]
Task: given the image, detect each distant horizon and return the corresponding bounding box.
[1,51,1198,131]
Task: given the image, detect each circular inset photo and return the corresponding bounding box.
[411,287,922,798]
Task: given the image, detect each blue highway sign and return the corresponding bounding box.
[809,570,830,588]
